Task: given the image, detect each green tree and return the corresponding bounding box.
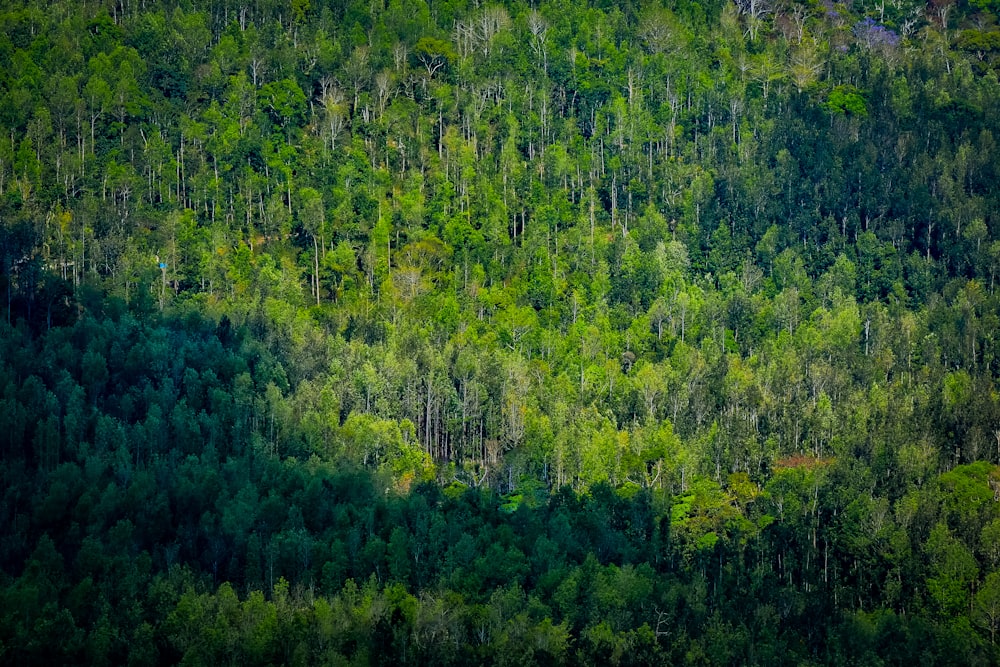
[413,37,455,77]
[926,522,979,618]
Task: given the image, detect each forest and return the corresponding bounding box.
[2,0,1000,663]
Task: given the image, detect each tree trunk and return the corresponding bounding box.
[314,235,320,305]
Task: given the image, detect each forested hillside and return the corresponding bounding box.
[3,0,1000,663]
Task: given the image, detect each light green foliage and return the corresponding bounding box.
[413,37,456,76]
[826,85,868,117]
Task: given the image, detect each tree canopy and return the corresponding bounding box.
[3,0,1000,662]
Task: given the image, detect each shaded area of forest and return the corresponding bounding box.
[2,309,998,664]
[3,0,1000,663]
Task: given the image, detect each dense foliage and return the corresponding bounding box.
[3,0,1000,663]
